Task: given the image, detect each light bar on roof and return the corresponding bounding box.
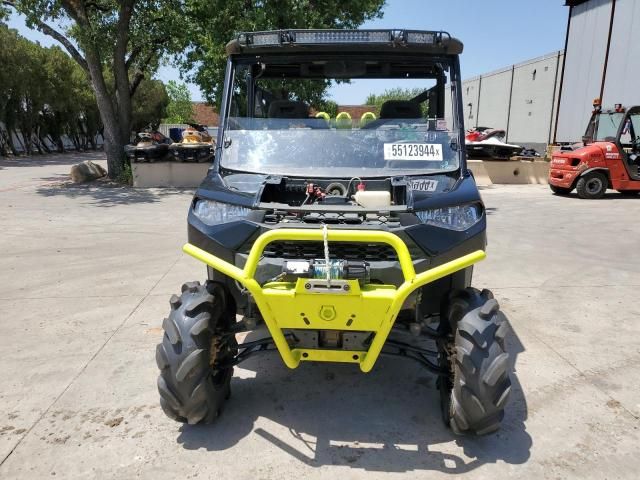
[251,32,281,46]
[236,29,450,49]
[406,31,436,44]
[295,30,391,44]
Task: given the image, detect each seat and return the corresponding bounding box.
[267,100,310,119]
[379,100,422,119]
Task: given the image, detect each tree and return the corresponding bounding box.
[163,80,194,124]
[0,24,170,156]
[181,0,386,107]
[366,87,429,117]
[132,79,170,131]
[5,0,186,178]
[0,24,104,155]
[0,25,25,154]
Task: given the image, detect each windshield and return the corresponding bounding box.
[586,111,624,142]
[220,57,460,177]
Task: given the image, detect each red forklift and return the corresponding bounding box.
[549,99,640,199]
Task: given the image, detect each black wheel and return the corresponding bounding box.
[549,184,572,195]
[437,288,511,435]
[156,281,237,424]
[576,171,607,199]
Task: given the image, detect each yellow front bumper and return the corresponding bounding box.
[183,228,485,372]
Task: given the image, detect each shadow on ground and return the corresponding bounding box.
[35,180,192,207]
[0,151,106,168]
[554,191,640,200]
[175,323,530,474]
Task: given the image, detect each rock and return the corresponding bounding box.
[70,161,107,183]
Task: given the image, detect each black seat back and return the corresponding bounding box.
[379,100,421,119]
[268,100,310,118]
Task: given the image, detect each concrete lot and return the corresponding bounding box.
[1,152,639,479]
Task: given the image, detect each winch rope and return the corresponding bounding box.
[322,224,331,283]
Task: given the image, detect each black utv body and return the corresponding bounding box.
[156,29,511,436]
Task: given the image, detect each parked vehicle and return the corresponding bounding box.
[155,29,512,435]
[549,101,640,198]
[169,124,215,163]
[124,131,171,162]
[465,127,523,160]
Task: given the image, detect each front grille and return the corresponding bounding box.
[263,211,401,226]
[262,241,399,261]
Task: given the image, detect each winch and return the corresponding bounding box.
[282,259,370,285]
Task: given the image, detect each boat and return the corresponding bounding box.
[465,127,523,160]
[125,132,171,162]
[168,125,215,163]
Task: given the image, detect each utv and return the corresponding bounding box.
[156,29,512,435]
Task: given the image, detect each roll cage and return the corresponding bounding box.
[212,29,469,175]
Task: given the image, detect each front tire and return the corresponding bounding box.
[576,171,607,199]
[438,288,511,435]
[156,281,237,424]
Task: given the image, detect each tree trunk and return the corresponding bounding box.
[113,1,135,149]
[6,129,18,156]
[0,130,8,157]
[21,131,32,155]
[101,121,126,179]
[85,49,126,179]
[54,135,64,153]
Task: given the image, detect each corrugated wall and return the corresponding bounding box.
[475,68,511,130]
[555,0,612,143]
[601,0,640,107]
[508,54,563,146]
[460,52,564,150]
[462,79,481,126]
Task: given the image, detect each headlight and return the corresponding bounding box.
[193,200,251,225]
[415,204,482,231]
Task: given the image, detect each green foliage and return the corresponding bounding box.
[132,79,170,131]
[9,0,190,176]
[0,24,170,155]
[0,24,101,154]
[163,80,194,124]
[117,161,133,185]
[365,87,429,117]
[181,0,386,107]
[318,100,339,118]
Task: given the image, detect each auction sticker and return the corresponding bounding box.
[384,143,443,161]
[410,178,439,192]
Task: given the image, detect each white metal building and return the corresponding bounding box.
[449,0,640,150]
[554,0,640,143]
[459,52,564,151]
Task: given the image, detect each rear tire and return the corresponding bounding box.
[576,171,607,199]
[438,288,511,435]
[156,281,237,424]
[549,184,572,195]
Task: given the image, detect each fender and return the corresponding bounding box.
[578,167,611,186]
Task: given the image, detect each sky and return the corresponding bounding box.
[7,0,569,104]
